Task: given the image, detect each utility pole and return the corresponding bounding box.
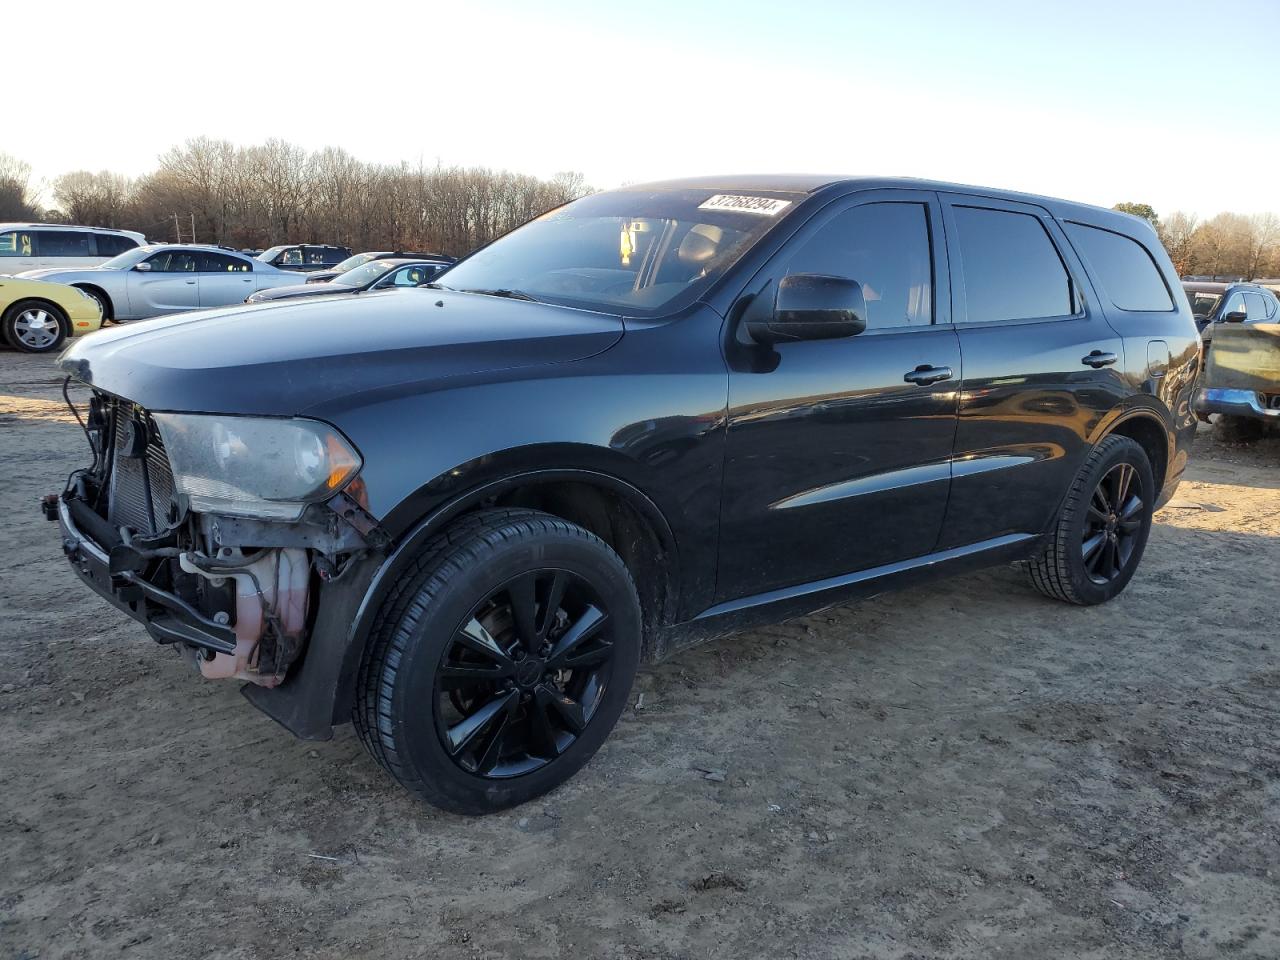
[173,213,182,243]
[190,213,196,244]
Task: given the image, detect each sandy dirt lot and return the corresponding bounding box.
[1,347,1277,960]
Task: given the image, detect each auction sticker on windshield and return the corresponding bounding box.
[698,194,792,216]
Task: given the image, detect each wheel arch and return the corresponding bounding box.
[329,465,680,724]
[71,283,113,320]
[1100,409,1170,494]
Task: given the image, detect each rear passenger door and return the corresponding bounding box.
[936,195,1126,550]
[34,230,96,269]
[197,252,256,306]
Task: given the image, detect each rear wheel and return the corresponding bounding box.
[355,509,641,814]
[77,287,113,324]
[1026,434,1155,606]
[2,300,68,353]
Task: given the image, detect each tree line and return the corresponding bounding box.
[3,144,1278,276]
[0,140,589,257]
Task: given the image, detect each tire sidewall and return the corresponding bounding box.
[1063,438,1155,604]
[390,529,641,812]
[3,300,68,354]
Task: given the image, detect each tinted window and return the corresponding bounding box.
[1244,291,1269,321]
[35,230,92,257]
[199,252,252,272]
[95,234,138,257]
[278,248,304,266]
[145,251,199,272]
[1064,222,1173,312]
[0,230,33,257]
[953,206,1073,322]
[783,202,933,328]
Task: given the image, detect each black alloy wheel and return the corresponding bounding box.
[435,569,616,778]
[355,508,641,814]
[1025,434,1155,605]
[1080,462,1144,585]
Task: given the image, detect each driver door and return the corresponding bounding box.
[130,250,201,316]
[717,191,961,601]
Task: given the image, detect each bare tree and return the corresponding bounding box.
[0,153,38,221]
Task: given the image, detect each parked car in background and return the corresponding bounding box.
[1195,318,1280,442]
[304,251,455,284]
[50,175,1198,815]
[1181,280,1279,348]
[255,244,352,273]
[18,245,302,321]
[0,224,145,274]
[245,257,453,303]
[0,276,102,353]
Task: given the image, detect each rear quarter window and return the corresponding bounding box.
[95,233,139,257]
[1064,222,1173,312]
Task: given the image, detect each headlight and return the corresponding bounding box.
[152,413,362,520]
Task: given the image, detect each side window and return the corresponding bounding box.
[95,234,138,257]
[1243,292,1269,321]
[199,252,252,272]
[35,230,92,257]
[388,265,428,287]
[952,206,1073,322]
[1221,292,1245,318]
[146,251,199,272]
[0,230,33,257]
[1063,222,1173,312]
[783,202,933,328]
[279,248,304,266]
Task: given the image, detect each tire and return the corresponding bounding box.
[1214,415,1264,445]
[1025,435,1155,606]
[354,508,642,814]
[2,300,69,354]
[77,287,113,324]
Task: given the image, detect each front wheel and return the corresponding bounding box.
[2,300,68,353]
[355,509,641,814]
[1026,434,1155,606]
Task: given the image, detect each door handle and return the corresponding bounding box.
[903,364,953,386]
[1081,350,1118,368]
[185,280,196,285]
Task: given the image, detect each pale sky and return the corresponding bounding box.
[12,0,1279,217]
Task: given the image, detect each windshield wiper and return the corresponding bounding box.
[421,281,451,290]
[457,288,540,302]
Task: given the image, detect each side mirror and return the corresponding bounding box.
[746,273,867,344]
[1223,310,1247,323]
[133,261,152,272]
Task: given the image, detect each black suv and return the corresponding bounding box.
[255,243,353,272]
[50,176,1199,814]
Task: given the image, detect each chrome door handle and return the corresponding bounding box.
[1081,350,1118,368]
[903,364,954,386]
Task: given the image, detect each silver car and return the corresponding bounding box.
[18,245,302,321]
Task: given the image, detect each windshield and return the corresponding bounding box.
[99,247,153,270]
[435,188,801,315]
[1185,291,1222,318]
[256,245,289,263]
[330,252,382,274]
[332,259,396,287]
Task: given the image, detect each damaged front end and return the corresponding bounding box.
[49,386,385,688]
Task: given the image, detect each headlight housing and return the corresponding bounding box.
[152,413,362,520]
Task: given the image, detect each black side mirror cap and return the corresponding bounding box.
[747,274,867,344]
[1223,310,1247,323]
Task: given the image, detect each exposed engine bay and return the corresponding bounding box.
[51,385,382,687]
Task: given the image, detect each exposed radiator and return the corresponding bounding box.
[106,405,176,534]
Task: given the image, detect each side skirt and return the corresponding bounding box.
[659,532,1041,659]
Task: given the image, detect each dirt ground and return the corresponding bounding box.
[1,346,1277,960]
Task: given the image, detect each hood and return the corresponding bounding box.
[248,282,353,302]
[17,267,106,281]
[59,289,623,416]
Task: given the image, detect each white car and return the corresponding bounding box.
[0,223,146,274]
[19,245,305,321]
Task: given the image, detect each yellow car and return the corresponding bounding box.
[0,276,103,354]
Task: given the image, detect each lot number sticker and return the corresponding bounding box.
[698,194,792,216]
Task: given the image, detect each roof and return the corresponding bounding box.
[0,222,142,235]
[617,174,1134,228]
[139,243,251,255]
[1181,281,1264,293]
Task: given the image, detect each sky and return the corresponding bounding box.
[10,0,1280,217]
